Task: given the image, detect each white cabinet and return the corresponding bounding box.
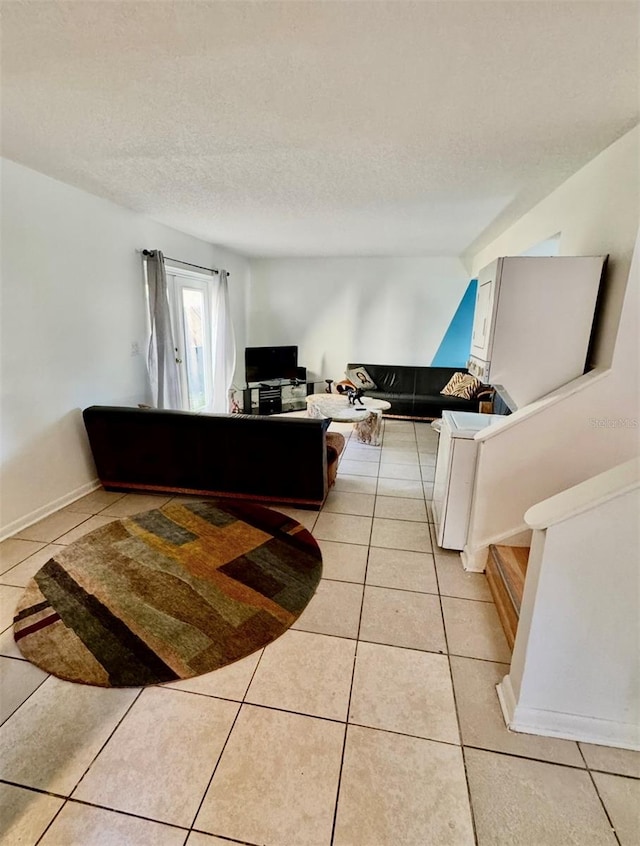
[433,411,503,550]
[470,273,497,361]
[468,256,606,408]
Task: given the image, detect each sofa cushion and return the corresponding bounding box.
[441,372,482,399]
[366,391,415,416]
[345,366,377,390]
[367,390,415,403]
[349,364,416,394]
[414,366,469,394]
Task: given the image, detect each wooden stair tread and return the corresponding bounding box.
[486,544,530,651]
[490,545,529,614]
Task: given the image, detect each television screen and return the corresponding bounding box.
[245,346,298,383]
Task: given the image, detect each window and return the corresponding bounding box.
[166,267,214,412]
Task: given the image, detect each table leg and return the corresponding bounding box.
[306,402,326,419]
[354,410,383,446]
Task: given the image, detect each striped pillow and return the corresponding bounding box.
[440,372,482,400]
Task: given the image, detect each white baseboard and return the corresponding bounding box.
[462,524,532,572]
[0,479,102,541]
[496,674,517,725]
[497,674,639,750]
[460,545,488,572]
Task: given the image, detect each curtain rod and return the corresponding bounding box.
[141,249,229,277]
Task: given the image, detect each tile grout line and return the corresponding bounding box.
[64,687,145,793]
[32,686,145,846]
[461,743,633,776]
[291,621,519,664]
[36,794,193,842]
[328,435,378,846]
[4,491,155,548]
[0,668,50,729]
[0,546,47,576]
[15,694,625,826]
[11,491,136,544]
[0,623,518,668]
[577,743,623,845]
[0,778,70,801]
[188,829,259,846]
[429,485,481,846]
[194,694,468,750]
[12,511,97,546]
[184,646,269,841]
[331,420,426,843]
[423,447,541,841]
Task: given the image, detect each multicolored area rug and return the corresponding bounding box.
[13,500,322,688]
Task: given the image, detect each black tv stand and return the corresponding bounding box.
[258,384,282,415]
[242,378,317,415]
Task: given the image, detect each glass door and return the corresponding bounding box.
[167,272,214,412]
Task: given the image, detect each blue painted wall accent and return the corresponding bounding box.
[431,279,478,367]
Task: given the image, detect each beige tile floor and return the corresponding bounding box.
[0,418,638,845]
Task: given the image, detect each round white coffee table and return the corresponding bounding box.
[305,394,391,446]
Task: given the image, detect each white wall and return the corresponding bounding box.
[247,257,469,383]
[0,159,249,537]
[462,128,639,561]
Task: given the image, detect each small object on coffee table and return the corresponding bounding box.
[336,380,365,406]
[325,379,333,393]
[347,387,365,405]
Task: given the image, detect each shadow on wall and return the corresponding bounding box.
[299,287,357,383]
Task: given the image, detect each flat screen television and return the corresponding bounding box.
[245,345,298,383]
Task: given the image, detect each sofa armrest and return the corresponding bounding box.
[326,432,346,488]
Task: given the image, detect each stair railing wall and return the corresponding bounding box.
[496,458,640,750]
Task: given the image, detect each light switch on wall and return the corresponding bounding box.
[131,341,140,356]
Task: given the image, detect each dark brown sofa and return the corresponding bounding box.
[83,406,345,509]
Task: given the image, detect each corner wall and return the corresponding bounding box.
[247,256,470,382]
[0,159,249,537]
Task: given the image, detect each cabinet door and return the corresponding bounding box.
[470,260,500,360]
[471,282,493,358]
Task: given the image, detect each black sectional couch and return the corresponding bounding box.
[346,363,484,419]
[83,406,345,509]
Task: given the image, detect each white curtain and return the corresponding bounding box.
[145,250,183,410]
[209,269,236,413]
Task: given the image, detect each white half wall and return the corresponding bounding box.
[462,127,639,558]
[246,257,469,382]
[500,464,640,748]
[1,159,249,537]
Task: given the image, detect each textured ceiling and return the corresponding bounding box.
[1,1,638,257]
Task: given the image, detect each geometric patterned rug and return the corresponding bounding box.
[13,500,322,687]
